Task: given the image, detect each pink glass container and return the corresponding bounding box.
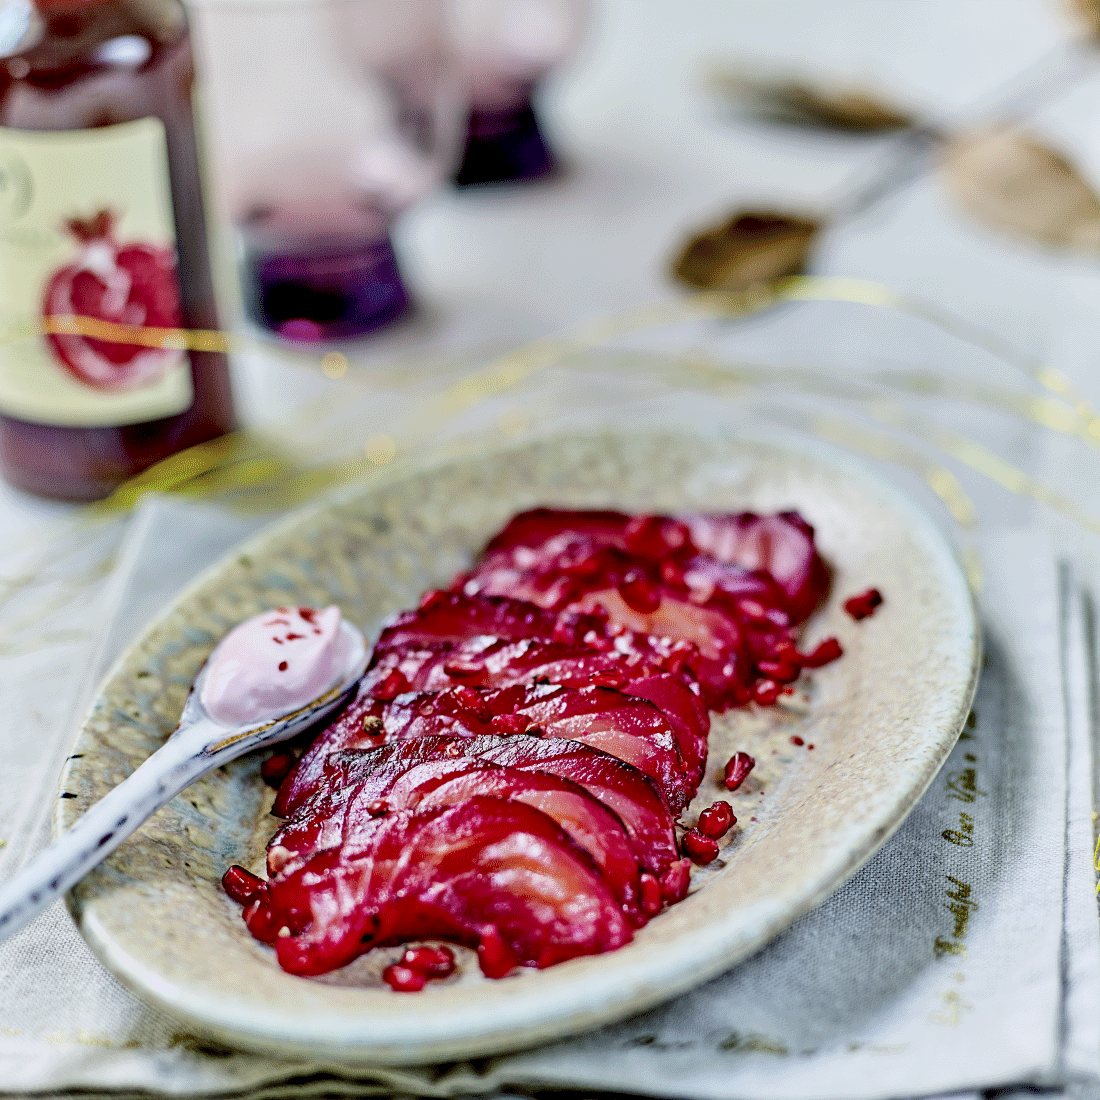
[189,0,462,342]
[450,0,589,185]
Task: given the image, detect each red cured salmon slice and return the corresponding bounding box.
[251,798,632,977]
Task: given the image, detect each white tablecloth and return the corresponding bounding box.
[5,1,1100,1095]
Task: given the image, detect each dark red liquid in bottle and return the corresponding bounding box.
[0,0,235,501]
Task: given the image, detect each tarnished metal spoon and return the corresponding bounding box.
[0,617,368,945]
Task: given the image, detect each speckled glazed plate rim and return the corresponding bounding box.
[60,424,980,1065]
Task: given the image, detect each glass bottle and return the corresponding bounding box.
[0,0,235,501]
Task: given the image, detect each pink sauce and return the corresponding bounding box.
[200,606,350,726]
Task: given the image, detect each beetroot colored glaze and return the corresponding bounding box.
[223,508,850,985]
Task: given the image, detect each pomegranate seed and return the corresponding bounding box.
[697,801,735,839]
[383,963,426,992]
[554,609,608,645]
[260,750,295,788]
[682,829,719,865]
[723,751,755,791]
[618,568,661,614]
[374,669,410,700]
[752,679,781,705]
[491,713,529,736]
[639,873,663,915]
[728,681,753,707]
[844,588,883,621]
[222,865,264,905]
[790,735,804,747]
[367,799,389,817]
[478,928,520,979]
[402,945,456,979]
[659,858,692,903]
[755,658,799,683]
[450,685,491,721]
[444,741,464,757]
[799,637,843,668]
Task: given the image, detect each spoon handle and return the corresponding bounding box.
[0,719,223,946]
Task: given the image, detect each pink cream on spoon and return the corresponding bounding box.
[200,606,354,726]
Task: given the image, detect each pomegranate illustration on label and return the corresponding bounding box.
[42,209,183,391]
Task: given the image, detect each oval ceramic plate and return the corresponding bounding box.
[59,428,979,1065]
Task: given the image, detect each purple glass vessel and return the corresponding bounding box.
[451,0,589,186]
[190,0,459,345]
[243,233,410,343]
[455,94,555,186]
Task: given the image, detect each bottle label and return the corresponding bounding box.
[0,118,193,427]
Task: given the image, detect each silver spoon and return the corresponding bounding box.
[0,618,369,946]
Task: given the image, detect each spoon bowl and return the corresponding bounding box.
[0,616,368,946]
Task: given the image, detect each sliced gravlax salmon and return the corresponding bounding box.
[224,506,844,984]
[360,633,658,698]
[480,509,695,560]
[567,586,752,709]
[467,507,828,623]
[465,734,679,875]
[497,683,695,810]
[457,541,795,708]
[250,797,632,977]
[272,760,644,923]
[416,768,642,913]
[271,753,493,864]
[374,592,559,653]
[685,511,829,623]
[278,677,698,818]
[278,735,679,880]
[482,508,633,555]
[278,639,671,812]
[273,683,496,816]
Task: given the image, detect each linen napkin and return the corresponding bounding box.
[0,497,1096,1100]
